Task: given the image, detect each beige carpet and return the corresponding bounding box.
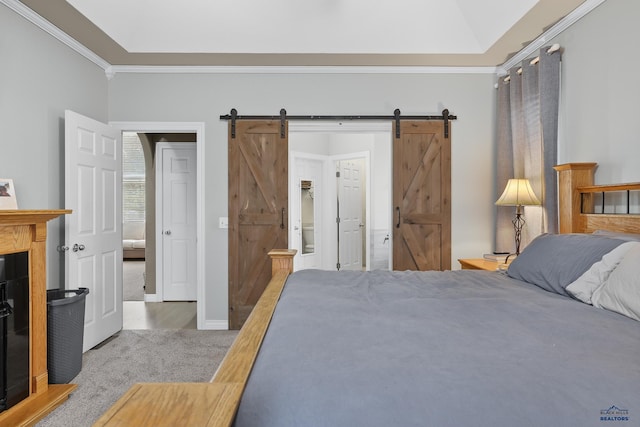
[36,329,237,427]
[123,260,145,301]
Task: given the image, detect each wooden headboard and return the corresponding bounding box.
[555,163,640,234]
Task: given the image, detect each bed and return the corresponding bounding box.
[95,163,640,426]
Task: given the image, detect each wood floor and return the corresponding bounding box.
[123,261,197,330]
[123,301,197,330]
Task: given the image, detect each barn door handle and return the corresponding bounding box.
[396,207,401,228]
[281,208,285,229]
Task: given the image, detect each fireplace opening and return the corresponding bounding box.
[0,251,30,412]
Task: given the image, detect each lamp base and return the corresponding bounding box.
[512,207,526,256]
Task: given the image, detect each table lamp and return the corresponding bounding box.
[495,178,541,256]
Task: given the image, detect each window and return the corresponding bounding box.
[122,133,145,222]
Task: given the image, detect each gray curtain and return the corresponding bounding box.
[495,46,561,253]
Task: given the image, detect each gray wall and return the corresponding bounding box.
[108,72,497,324]
[0,4,108,289]
[551,0,640,183]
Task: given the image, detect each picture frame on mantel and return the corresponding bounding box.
[0,179,18,209]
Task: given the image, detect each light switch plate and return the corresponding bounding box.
[219,217,229,229]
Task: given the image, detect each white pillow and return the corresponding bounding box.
[566,242,638,304]
[591,243,640,321]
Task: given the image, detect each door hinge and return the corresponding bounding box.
[336,171,340,178]
[336,262,341,270]
[336,217,340,223]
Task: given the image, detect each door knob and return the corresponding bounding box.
[164,230,172,235]
[72,243,85,252]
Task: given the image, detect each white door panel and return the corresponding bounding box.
[338,159,364,271]
[65,110,122,353]
[158,143,197,301]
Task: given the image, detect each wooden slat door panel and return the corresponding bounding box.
[393,121,451,271]
[228,120,288,329]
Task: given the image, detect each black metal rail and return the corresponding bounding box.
[220,108,457,139]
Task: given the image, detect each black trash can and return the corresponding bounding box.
[46,287,89,384]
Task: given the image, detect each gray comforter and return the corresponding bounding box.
[234,269,639,427]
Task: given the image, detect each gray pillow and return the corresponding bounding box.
[507,233,625,296]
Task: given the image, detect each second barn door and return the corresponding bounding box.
[228,120,288,329]
[393,121,451,271]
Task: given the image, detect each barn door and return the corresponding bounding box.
[393,121,451,271]
[228,120,288,329]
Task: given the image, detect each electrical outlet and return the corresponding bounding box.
[219,217,229,229]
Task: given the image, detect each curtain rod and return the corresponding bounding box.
[502,44,560,83]
[220,108,457,139]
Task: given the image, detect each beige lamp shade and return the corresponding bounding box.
[495,179,541,206]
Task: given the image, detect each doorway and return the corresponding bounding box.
[122,132,146,303]
[289,121,393,272]
[112,122,205,330]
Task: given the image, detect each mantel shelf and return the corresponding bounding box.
[0,210,71,225]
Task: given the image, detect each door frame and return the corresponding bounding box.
[110,121,206,329]
[289,121,391,271]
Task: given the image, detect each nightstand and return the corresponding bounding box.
[458,258,501,271]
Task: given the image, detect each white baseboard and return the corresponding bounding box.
[143,293,160,302]
[202,319,229,330]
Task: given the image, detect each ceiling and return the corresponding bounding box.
[19,0,588,67]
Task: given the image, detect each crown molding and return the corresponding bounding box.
[1,0,111,71]
[106,65,497,77]
[496,0,608,75]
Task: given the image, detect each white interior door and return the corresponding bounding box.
[65,110,122,352]
[157,142,197,301]
[337,159,365,271]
